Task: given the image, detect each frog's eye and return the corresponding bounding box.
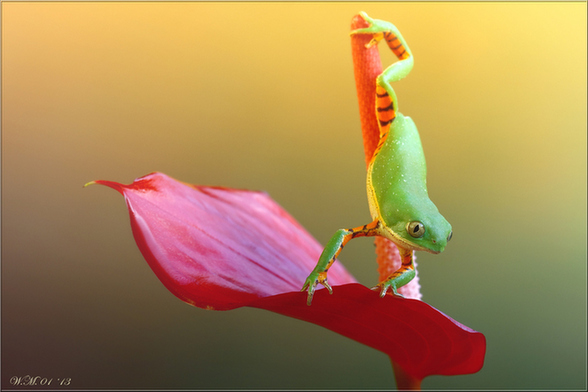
[447,231,453,242]
[407,221,425,238]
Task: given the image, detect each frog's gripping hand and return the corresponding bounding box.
[301,271,332,307]
[302,221,379,305]
[350,11,412,60]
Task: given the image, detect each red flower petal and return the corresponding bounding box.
[250,285,485,380]
[90,172,485,381]
[92,172,356,310]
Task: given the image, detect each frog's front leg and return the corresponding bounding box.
[373,247,415,298]
[302,220,380,305]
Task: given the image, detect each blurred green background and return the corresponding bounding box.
[2,2,586,389]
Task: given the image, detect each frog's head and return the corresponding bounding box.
[384,196,452,254]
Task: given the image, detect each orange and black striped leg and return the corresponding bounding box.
[350,12,414,124]
[375,47,413,118]
[365,15,414,124]
[364,86,394,170]
[375,85,396,136]
[302,220,380,305]
[383,30,410,60]
[372,247,415,297]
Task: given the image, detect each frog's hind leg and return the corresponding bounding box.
[374,28,414,137]
[365,34,413,178]
[381,29,411,60]
[352,13,414,140]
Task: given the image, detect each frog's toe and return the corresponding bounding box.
[302,273,320,306]
[321,278,333,295]
[305,286,316,306]
[302,272,334,305]
[359,11,373,23]
[302,282,316,306]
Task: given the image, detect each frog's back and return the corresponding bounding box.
[366,113,429,225]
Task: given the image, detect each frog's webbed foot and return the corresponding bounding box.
[301,271,333,306]
[371,281,404,298]
[350,11,395,47]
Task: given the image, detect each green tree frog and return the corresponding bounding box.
[302,12,453,305]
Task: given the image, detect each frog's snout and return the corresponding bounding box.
[428,237,448,254]
[430,228,452,253]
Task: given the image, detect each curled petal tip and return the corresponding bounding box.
[85,179,125,194]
